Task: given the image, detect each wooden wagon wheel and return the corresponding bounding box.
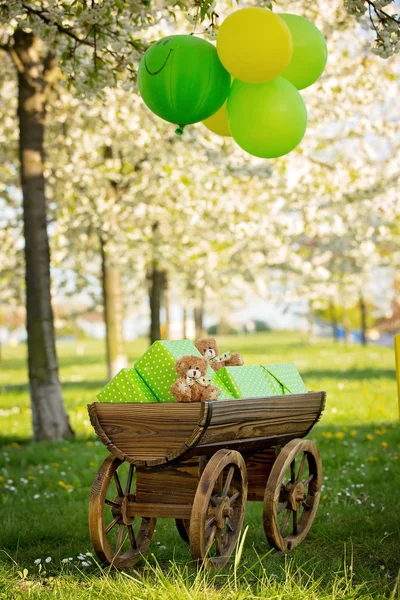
[190,449,248,569]
[89,455,156,569]
[263,438,322,552]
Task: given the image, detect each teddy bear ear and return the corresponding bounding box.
[175,356,186,372]
[200,356,209,369]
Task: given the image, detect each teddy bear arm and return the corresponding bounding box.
[201,385,220,401]
[224,352,244,367]
[171,379,192,402]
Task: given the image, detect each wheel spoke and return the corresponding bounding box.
[125,464,134,494]
[115,524,125,553]
[127,524,137,549]
[215,528,222,555]
[105,498,119,508]
[216,473,223,496]
[278,501,288,515]
[226,518,235,533]
[229,490,240,504]
[290,460,295,483]
[280,509,291,535]
[297,453,307,481]
[222,466,235,497]
[113,472,123,497]
[205,525,216,555]
[303,474,314,486]
[205,516,215,530]
[293,510,298,535]
[105,516,119,535]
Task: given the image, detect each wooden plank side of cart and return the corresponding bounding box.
[88,391,326,467]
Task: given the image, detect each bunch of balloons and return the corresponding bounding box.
[138,8,327,159]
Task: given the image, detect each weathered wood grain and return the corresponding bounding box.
[136,457,200,505]
[88,402,207,466]
[189,429,315,457]
[88,392,325,466]
[244,449,277,502]
[126,502,193,519]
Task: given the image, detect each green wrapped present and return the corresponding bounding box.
[135,340,234,402]
[97,368,158,403]
[262,364,308,394]
[215,365,282,399]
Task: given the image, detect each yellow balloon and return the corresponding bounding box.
[202,101,231,137]
[217,8,293,84]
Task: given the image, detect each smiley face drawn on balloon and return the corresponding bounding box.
[145,38,174,76]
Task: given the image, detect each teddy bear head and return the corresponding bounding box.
[195,337,219,360]
[175,355,208,379]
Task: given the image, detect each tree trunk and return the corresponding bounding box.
[217,316,229,336]
[13,30,73,440]
[100,240,128,379]
[329,300,338,342]
[340,306,351,344]
[182,306,188,339]
[359,291,367,346]
[148,264,163,344]
[163,273,170,340]
[194,306,204,340]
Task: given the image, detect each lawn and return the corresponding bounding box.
[0,332,399,599]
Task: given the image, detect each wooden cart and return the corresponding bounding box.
[88,391,325,569]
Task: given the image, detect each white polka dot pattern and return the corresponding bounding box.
[264,371,284,395]
[216,366,281,399]
[262,364,308,394]
[134,340,234,402]
[96,368,158,403]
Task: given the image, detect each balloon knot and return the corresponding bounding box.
[175,125,185,136]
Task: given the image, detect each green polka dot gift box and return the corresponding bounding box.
[262,364,308,394]
[96,368,158,403]
[135,340,234,402]
[215,365,283,399]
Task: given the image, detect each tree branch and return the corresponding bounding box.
[22,3,93,47]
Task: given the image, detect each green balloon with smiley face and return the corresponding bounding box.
[138,35,230,134]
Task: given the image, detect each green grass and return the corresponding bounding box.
[0,332,399,599]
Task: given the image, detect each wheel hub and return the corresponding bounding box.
[209,495,233,529]
[287,481,305,511]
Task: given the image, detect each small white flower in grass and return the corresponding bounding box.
[81,561,90,567]
[45,557,52,563]
[85,552,92,557]
[159,546,166,551]
[34,559,41,566]
[33,494,40,500]
[62,558,70,564]
[77,554,86,560]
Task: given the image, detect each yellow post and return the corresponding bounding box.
[395,335,400,418]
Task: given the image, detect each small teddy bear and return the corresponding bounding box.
[171,355,221,403]
[195,337,244,372]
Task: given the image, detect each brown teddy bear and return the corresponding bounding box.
[195,337,244,372]
[170,355,221,402]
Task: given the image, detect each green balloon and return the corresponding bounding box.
[227,77,308,159]
[280,14,327,90]
[138,35,230,132]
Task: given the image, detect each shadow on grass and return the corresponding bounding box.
[303,368,396,381]
[1,380,108,395]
